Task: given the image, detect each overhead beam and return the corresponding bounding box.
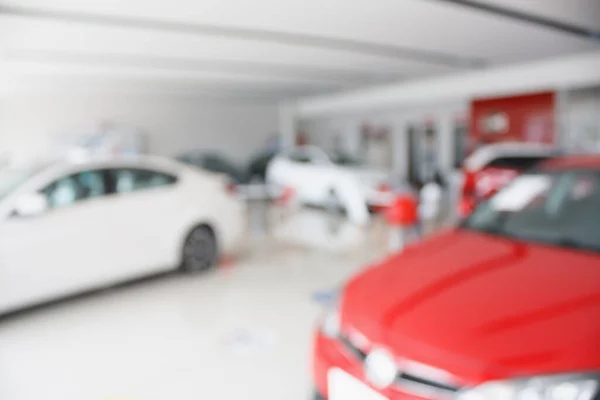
[295,50,600,117]
[0,4,485,69]
[433,0,600,41]
[5,49,405,86]
[0,75,334,100]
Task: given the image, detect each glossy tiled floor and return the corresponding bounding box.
[0,213,388,400]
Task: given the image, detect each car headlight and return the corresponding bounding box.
[456,374,599,400]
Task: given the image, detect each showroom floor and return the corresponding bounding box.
[0,215,388,400]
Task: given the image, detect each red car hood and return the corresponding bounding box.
[342,229,600,384]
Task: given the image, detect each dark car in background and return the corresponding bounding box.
[246,149,277,183]
[177,149,278,185]
[176,152,248,185]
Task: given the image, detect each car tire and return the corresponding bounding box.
[181,225,218,273]
[313,390,326,400]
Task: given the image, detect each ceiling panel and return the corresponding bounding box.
[0,15,463,75]
[0,15,460,83]
[0,75,335,100]
[2,60,349,87]
[0,0,598,99]
[1,0,597,63]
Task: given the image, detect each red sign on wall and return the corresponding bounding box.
[470,91,556,150]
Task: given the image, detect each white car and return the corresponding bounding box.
[0,155,245,314]
[463,142,559,199]
[266,146,390,224]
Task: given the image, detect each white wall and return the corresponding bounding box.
[0,94,278,165]
[296,50,600,118]
[298,85,600,181]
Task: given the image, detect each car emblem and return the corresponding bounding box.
[479,111,509,134]
[364,348,397,389]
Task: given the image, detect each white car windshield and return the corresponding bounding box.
[327,151,364,166]
[0,167,40,200]
[462,169,600,253]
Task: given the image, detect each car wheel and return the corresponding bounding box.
[181,225,218,273]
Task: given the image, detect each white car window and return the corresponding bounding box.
[115,171,135,193]
[79,170,106,198]
[327,151,363,166]
[48,178,79,208]
[307,147,331,164]
[42,170,107,209]
[111,168,177,193]
[286,147,332,165]
[288,151,314,164]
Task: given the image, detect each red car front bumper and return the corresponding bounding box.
[312,330,430,400]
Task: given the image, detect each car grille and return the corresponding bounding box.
[339,333,462,399]
[340,334,368,360]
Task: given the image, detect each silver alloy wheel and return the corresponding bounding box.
[182,226,217,273]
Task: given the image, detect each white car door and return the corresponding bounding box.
[267,151,311,201]
[0,168,116,312]
[103,166,181,278]
[304,147,336,204]
[287,150,315,202]
[285,149,332,204]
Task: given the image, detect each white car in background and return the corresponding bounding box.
[463,142,559,197]
[0,155,245,315]
[266,146,390,224]
[458,142,559,216]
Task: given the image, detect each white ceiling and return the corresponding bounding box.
[0,0,599,100]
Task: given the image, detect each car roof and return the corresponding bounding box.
[540,154,600,170]
[36,153,185,176]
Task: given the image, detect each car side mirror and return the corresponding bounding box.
[13,193,48,218]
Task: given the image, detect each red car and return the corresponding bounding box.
[313,155,600,400]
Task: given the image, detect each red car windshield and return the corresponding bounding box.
[462,169,600,253]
